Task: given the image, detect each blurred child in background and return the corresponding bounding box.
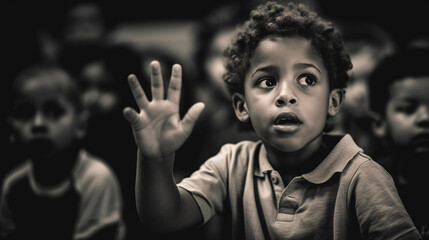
[368,46,429,239]
[326,23,396,157]
[0,64,125,240]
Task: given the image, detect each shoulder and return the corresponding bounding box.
[206,140,262,167]
[343,152,396,193]
[73,150,120,191]
[190,140,262,185]
[1,161,31,194]
[183,140,261,183]
[350,152,391,178]
[217,140,262,158]
[342,154,422,238]
[76,150,115,177]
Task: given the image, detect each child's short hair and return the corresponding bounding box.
[368,47,429,117]
[11,64,83,112]
[223,1,352,95]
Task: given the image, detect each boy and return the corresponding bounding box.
[368,47,429,239]
[123,2,421,239]
[0,65,125,240]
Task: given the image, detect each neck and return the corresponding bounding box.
[32,143,80,187]
[265,137,328,177]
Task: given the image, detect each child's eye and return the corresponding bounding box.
[396,104,417,115]
[297,74,318,86]
[43,101,66,120]
[256,77,277,88]
[12,103,35,121]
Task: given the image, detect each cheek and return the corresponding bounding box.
[11,122,32,142]
[385,113,414,145]
[310,109,328,131]
[246,98,270,133]
[52,118,81,142]
[304,96,329,125]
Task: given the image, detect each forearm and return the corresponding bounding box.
[135,150,178,227]
[135,151,200,232]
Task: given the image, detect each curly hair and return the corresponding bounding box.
[223,1,352,95]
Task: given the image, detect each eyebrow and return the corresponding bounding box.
[250,66,277,78]
[250,62,323,79]
[294,63,321,74]
[394,97,418,103]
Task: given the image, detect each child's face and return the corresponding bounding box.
[234,36,341,153]
[384,76,429,154]
[204,27,236,99]
[10,78,84,159]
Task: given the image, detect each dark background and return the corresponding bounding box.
[3,0,428,49]
[3,0,428,76]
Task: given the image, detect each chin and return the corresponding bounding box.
[25,138,56,160]
[270,139,305,153]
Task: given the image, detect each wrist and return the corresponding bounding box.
[137,149,175,167]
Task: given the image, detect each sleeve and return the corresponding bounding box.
[350,159,422,240]
[177,144,232,224]
[74,163,125,240]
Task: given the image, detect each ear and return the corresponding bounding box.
[76,110,89,139]
[328,88,345,117]
[232,93,250,122]
[369,111,387,138]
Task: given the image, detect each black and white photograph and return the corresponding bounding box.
[1,0,428,239]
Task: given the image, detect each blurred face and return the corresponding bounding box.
[81,61,119,114]
[204,27,236,99]
[341,47,378,118]
[236,36,341,154]
[10,78,84,160]
[64,3,104,44]
[384,77,429,154]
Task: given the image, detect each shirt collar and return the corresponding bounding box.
[254,134,363,183]
[302,134,362,184]
[254,142,272,177]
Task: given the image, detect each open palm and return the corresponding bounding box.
[123,61,205,160]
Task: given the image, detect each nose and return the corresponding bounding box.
[31,112,48,134]
[275,81,297,107]
[416,105,429,128]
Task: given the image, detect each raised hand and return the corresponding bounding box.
[123,61,205,161]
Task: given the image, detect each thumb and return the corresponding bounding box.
[181,102,205,136]
[123,107,140,126]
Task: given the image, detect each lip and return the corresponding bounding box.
[273,112,302,133]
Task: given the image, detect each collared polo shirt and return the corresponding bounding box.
[178,134,421,240]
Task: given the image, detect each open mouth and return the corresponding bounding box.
[273,112,302,133]
[274,112,302,125]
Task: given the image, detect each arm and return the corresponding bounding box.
[352,161,422,239]
[123,61,205,232]
[0,184,17,240]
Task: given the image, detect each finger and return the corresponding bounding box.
[123,107,149,131]
[150,61,164,100]
[181,102,205,136]
[123,107,141,126]
[167,64,182,105]
[128,74,149,109]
